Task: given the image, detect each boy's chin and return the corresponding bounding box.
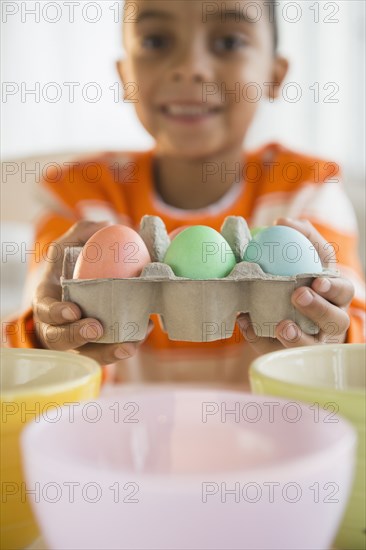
[156,137,226,160]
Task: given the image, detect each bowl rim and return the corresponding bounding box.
[249,343,366,397]
[20,388,357,486]
[0,348,101,398]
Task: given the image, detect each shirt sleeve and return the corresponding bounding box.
[285,177,365,343]
[249,146,365,344]
[3,154,132,351]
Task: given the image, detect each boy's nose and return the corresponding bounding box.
[171,71,204,83]
[170,42,213,83]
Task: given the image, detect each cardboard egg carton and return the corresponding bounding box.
[61,215,338,343]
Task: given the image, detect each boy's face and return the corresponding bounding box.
[118,0,287,159]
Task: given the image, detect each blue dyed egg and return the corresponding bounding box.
[243,226,323,276]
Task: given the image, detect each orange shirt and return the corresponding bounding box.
[4,143,365,381]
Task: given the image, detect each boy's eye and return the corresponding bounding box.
[213,35,247,52]
[142,35,169,50]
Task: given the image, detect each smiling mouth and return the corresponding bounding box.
[160,103,222,121]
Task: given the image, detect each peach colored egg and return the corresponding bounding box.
[168,225,192,240]
[73,225,151,279]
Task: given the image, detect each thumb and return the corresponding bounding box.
[58,220,112,247]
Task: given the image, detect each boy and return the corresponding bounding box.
[6,0,365,385]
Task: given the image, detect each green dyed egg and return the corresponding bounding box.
[164,226,236,279]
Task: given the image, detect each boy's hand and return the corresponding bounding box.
[33,221,153,364]
[237,218,354,354]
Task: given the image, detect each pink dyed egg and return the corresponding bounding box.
[73,225,151,279]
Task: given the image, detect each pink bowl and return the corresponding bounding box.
[21,388,356,550]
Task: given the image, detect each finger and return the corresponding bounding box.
[34,297,81,325]
[275,320,321,347]
[275,319,346,346]
[66,320,154,364]
[34,221,111,323]
[57,220,112,249]
[35,220,111,297]
[38,318,104,351]
[237,314,284,355]
[75,341,140,365]
[292,287,350,336]
[311,277,354,308]
[274,217,335,268]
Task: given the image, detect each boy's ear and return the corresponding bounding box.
[267,56,289,100]
[116,59,126,85]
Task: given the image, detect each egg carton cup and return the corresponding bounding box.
[61,215,338,343]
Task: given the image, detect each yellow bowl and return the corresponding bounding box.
[249,343,366,550]
[0,348,101,550]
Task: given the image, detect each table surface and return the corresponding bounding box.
[26,537,47,550]
[27,536,338,550]
[28,537,340,550]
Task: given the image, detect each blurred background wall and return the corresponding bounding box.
[2,0,365,178]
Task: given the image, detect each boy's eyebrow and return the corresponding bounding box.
[135,8,256,25]
[135,10,175,24]
[207,9,257,24]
